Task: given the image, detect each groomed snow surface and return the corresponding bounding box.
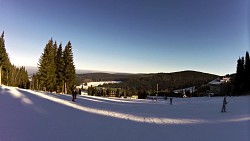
[0,86,249,141]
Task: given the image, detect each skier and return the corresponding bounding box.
[74,88,78,100]
[71,86,76,102]
[170,97,173,105]
[221,96,227,112]
[78,88,81,95]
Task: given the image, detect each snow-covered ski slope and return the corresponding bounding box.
[0,85,249,141]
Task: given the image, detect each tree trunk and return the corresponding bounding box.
[64,82,67,94]
[36,80,38,90]
[62,80,65,94]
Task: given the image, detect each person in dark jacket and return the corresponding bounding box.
[221,96,227,112]
[78,88,81,95]
[170,97,173,105]
[71,86,76,102]
[74,88,78,100]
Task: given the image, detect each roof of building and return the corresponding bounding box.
[209,77,230,85]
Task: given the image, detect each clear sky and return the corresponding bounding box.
[0,0,249,75]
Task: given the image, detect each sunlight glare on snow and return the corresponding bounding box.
[21,89,205,125]
[223,117,250,122]
[8,86,34,105]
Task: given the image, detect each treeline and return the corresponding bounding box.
[77,73,134,82]
[85,71,218,98]
[101,71,218,92]
[87,87,146,98]
[234,51,250,94]
[31,39,76,94]
[0,31,30,88]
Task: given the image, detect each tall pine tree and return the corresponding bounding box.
[0,31,11,85]
[235,57,244,94]
[55,43,65,93]
[0,31,4,85]
[234,51,250,94]
[38,39,57,92]
[63,41,76,94]
[244,51,250,91]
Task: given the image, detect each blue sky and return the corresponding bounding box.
[0,0,249,75]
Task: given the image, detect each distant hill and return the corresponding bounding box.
[24,66,120,76]
[77,70,219,91]
[77,73,140,82]
[25,66,218,91]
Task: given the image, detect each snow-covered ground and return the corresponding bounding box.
[0,85,249,141]
[80,81,121,89]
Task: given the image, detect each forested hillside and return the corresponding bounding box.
[77,73,141,82]
[78,71,218,92]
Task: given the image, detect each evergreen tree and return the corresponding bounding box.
[0,31,11,85]
[234,51,250,94]
[0,31,4,85]
[8,64,15,86]
[235,57,244,94]
[244,51,250,91]
[63,41,76,94]
[53,41,58,61]
[38,39,57,92]
[55,43,65,93]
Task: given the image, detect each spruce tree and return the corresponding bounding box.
[0,32,4,85]
[0,31,11,85]
[53,41,58,61]
[55,43,65,93]
[38,39,57,92]
[235,58,243,94]
[234,54,250,94]
[63,41,76,94]
[244,51,250,91]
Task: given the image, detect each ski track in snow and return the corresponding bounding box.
[2,85,249,125]
[21,89,203,125]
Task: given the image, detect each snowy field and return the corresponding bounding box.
[0,85,249,141]
[80,81,121,89]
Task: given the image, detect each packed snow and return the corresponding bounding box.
[0,85,249,141]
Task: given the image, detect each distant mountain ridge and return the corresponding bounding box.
[24,66,129,75]
[25,66,219,90]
